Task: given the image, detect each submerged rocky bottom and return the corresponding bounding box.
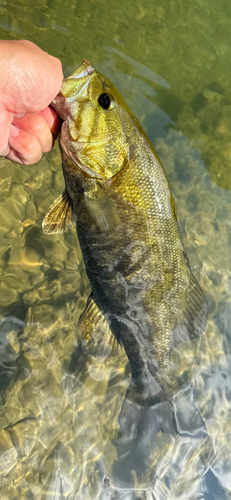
[0,131,231,499]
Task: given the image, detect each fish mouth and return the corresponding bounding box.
[52,60,95,120]
[66,59,94,79]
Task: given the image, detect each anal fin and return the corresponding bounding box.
[77,295,122,359]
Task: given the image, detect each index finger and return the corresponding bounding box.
[0,107,13,156]
[39,107,61,139]
[1,41,64,114]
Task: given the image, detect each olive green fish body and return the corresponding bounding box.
[44,61,207,410]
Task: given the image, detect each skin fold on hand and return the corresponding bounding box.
[0,40,63,164]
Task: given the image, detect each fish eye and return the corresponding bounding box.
[98,93,111,110]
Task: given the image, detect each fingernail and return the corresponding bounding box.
[14,113,25,118]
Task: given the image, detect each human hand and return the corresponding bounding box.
[0,40,63,164]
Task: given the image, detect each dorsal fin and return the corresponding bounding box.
[170,272,207,349]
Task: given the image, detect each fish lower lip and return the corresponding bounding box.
[68,137,113,146]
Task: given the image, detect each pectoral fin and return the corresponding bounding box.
[170,273,207,349]
[42,189,75,234]
[83,181,121,232]
[77,295,122,358]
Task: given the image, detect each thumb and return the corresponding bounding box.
[0,107,13,157]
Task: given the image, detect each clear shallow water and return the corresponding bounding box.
[1,0,231,498]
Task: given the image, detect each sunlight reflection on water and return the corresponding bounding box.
[1,0,231,498]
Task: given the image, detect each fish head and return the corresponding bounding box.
[52,60,135,181]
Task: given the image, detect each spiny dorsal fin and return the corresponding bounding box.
[42,189,75,234]
[77,295,122,359]
[83,181,121,232]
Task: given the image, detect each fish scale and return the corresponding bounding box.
[43,60,207,437]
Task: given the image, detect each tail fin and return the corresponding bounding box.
[113,382,207,488]
[118,380,207,443]
[114,397,175,488]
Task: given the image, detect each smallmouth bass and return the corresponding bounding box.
[43,60,207,436]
